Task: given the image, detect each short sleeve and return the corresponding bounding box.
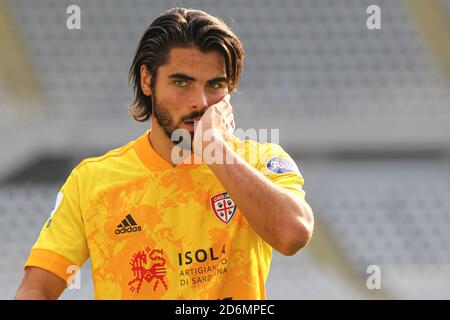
[24,168,89,281]
[256,144,306,200]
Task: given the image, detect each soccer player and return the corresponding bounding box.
[15,8,314,300]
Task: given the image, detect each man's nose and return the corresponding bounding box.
[189,88,209,111]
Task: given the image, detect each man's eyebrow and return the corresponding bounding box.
[168,73,195,81]
[168,73,227,83]
[207,76,227,83]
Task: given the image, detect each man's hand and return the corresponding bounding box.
[193,94,235,158]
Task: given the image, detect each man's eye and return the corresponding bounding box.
[208,82,224,89]
[174,80,187,87]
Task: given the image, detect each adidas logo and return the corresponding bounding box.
[115,214,142,235]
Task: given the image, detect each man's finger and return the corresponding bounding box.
[222,107,233,118]
[214,94,231,110]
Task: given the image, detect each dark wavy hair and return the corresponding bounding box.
[128,8,245,122]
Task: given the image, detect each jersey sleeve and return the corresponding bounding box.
[255,143,306,200]
[24,168,89,281]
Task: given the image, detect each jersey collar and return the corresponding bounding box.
[134,129,203,171]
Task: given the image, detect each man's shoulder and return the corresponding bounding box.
[231,136,289,160]
[73,138,139,177]
[56,134,150,204]
[232,136,302,178]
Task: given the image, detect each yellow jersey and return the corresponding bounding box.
[24,129,305,299]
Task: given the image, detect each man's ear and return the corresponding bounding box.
[140,64,152,96]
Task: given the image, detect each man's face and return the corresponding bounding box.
[150,47,229,143]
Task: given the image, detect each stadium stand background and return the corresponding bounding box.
[1,0,449,299]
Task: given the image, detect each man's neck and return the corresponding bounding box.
[148,120,178,166]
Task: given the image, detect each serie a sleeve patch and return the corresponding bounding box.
[265,156,300,175]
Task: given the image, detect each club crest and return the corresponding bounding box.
[210,192,237,224]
